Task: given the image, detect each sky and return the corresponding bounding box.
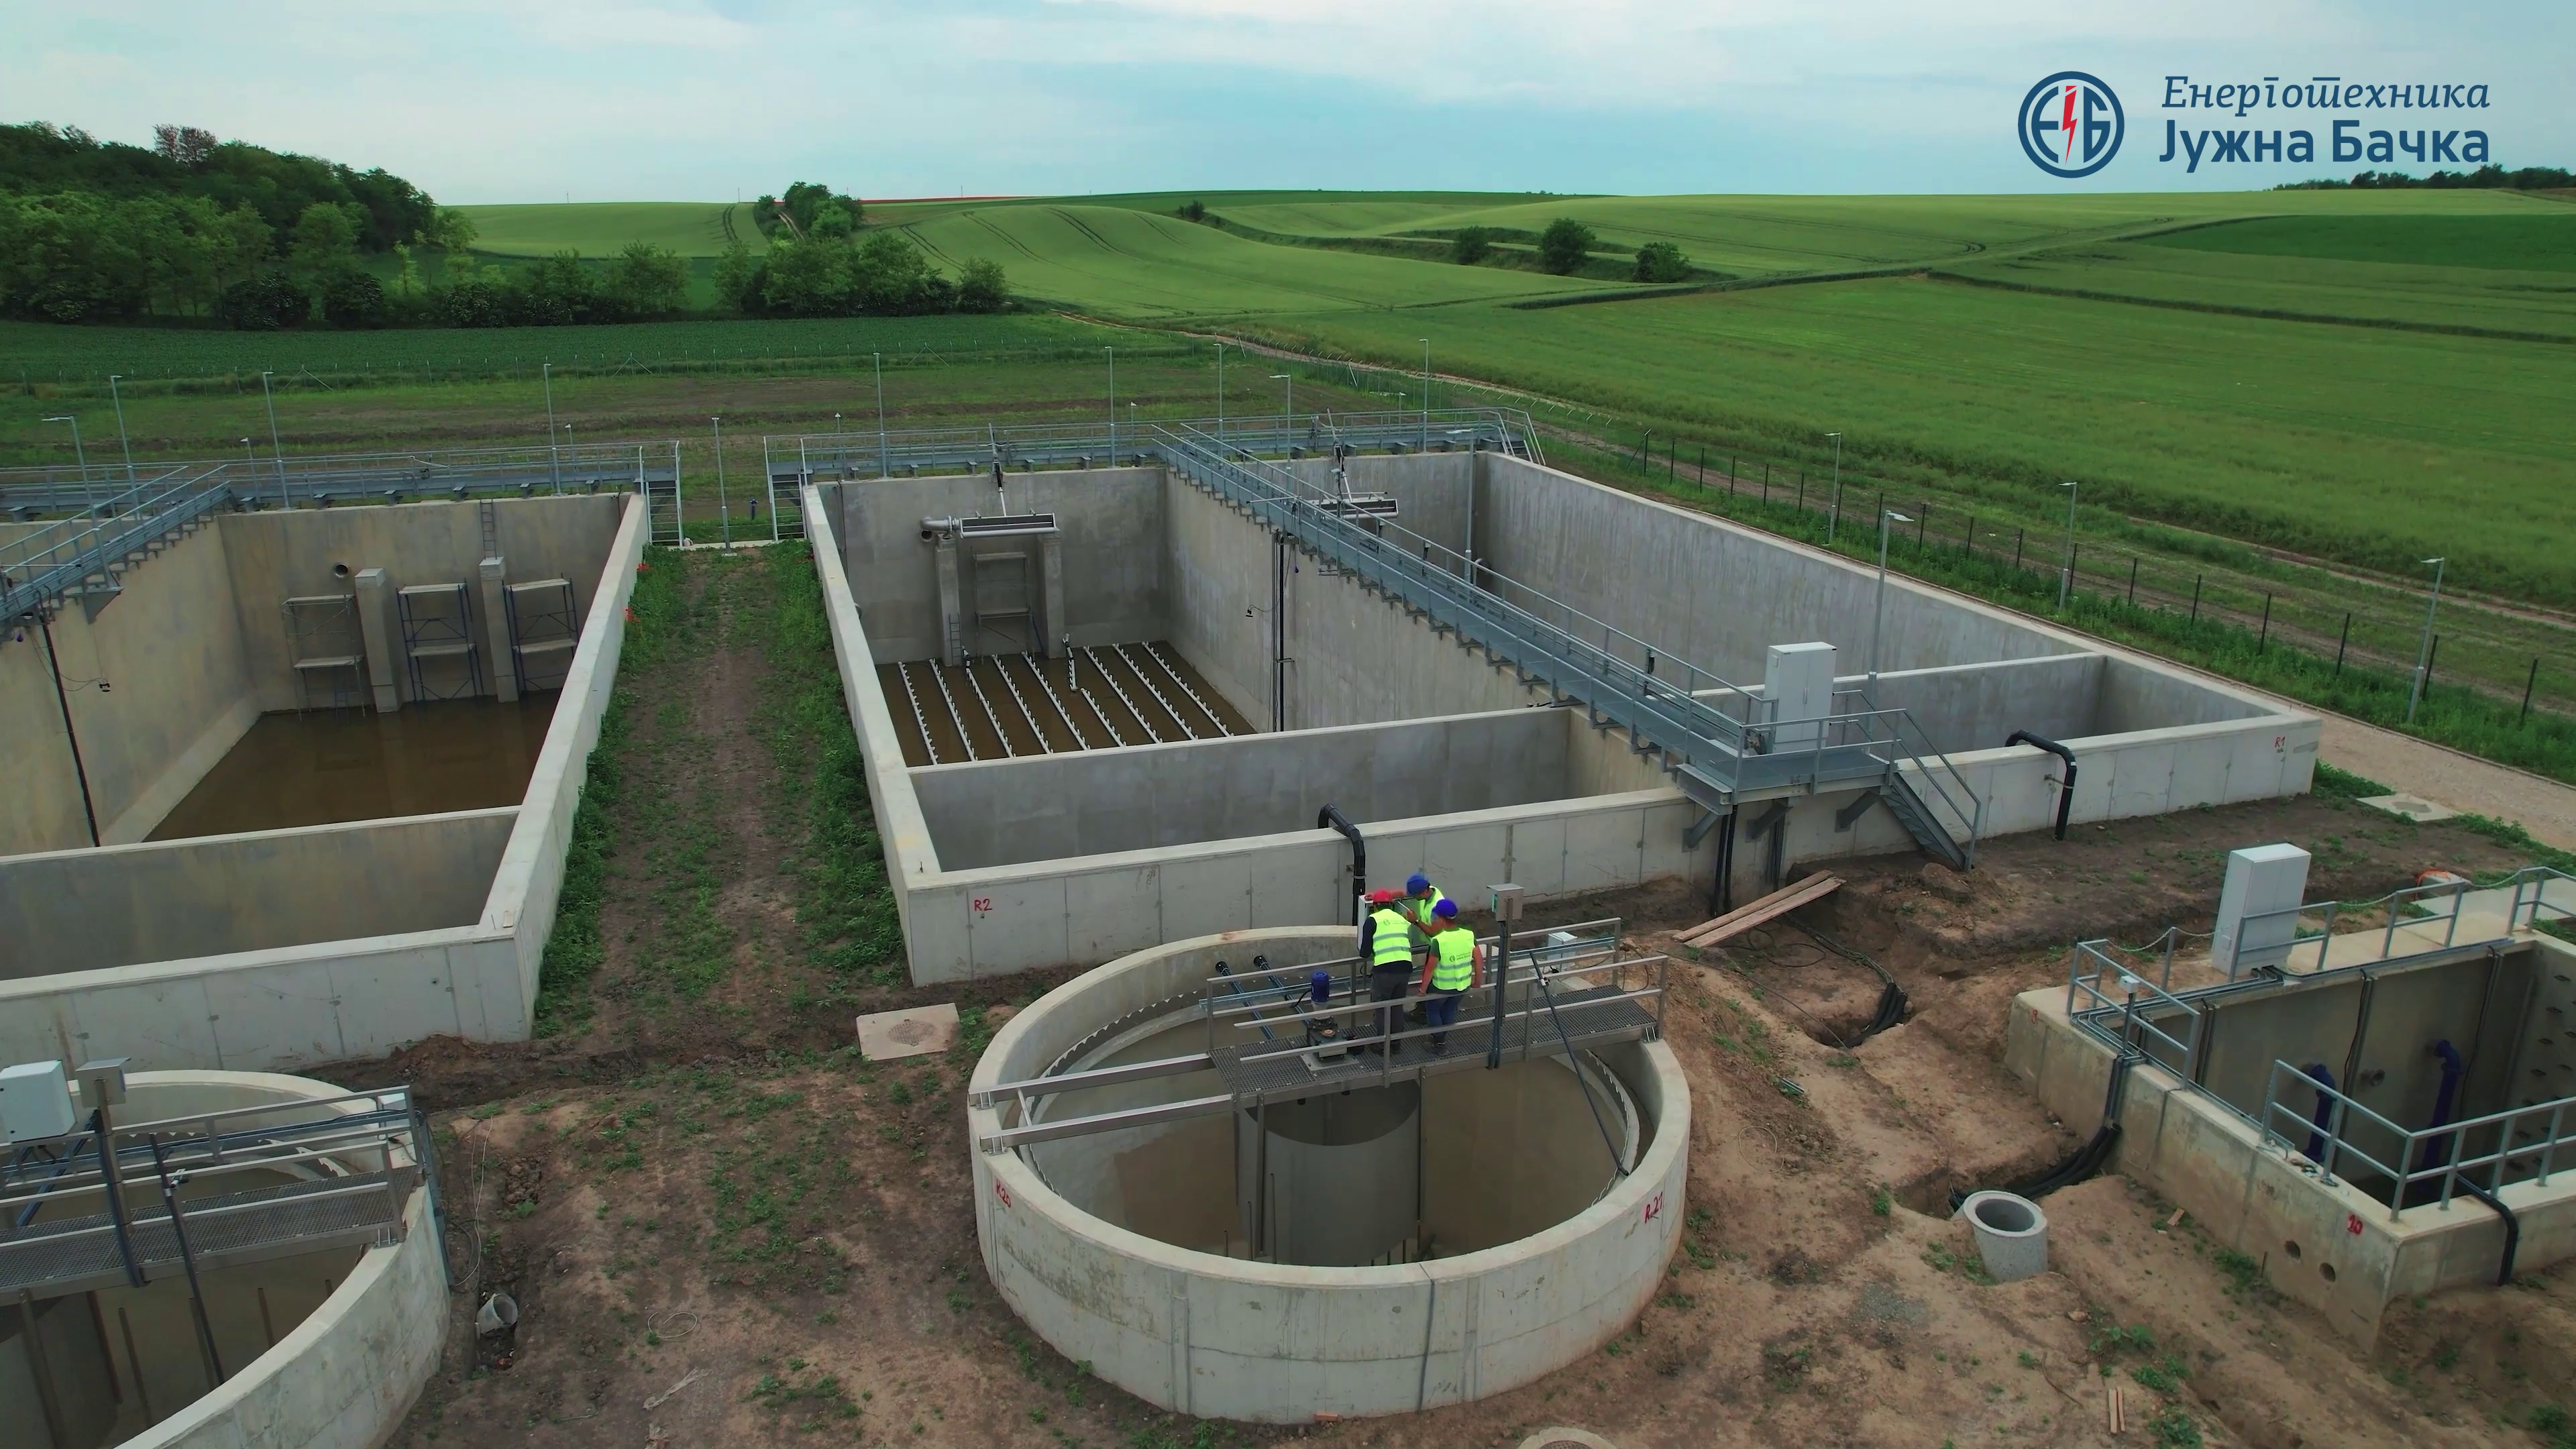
[7,1,2571,205]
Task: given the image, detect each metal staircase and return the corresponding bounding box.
[1,466,229,633]
[1147,422,1983,865]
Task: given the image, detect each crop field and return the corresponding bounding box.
[894,204,1613,315]
[457,201,759,258]
[2151,213,2576,270]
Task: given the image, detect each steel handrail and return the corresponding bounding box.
[2259,1058,2571,1218]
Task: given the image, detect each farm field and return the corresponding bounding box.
[1259,267,2576,602]
[458,201,760,258]
[893,203,1615,315]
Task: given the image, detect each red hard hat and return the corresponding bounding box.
[1365,889,1398,904]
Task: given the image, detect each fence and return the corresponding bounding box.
[2258,1058,2571,1220]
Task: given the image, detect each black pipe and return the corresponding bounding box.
[1318,804,1364,930]
[39,612,101,847]
[2006,730,2076,841]
[2453,1177,2521,1286]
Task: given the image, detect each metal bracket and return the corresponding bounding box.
[1834,790,1881,832]
[1744,801,1790,843]
[1684,808,1731,851]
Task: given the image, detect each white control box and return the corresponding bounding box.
[2212,843,2313,976]
[1,1060,76,1143]
[1763,642,1839,753]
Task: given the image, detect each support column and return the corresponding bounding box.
[1037,534,1066,657]
[934,533,964,667]
[353,568,400,712]
[479,555,517,702]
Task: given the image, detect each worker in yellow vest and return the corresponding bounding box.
[1399,873,1452,933]
[1413,898,1483,1054]
[1358,888,1424,1054]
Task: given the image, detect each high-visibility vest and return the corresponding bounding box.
[1403,886,1452,930]
[1430,928,1476,991]
[1368,908,1415,969]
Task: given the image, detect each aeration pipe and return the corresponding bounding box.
[2006,730,2077,841]
[1318,804,1364,930]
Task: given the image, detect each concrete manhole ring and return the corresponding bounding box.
[1517,1432,1618,1449]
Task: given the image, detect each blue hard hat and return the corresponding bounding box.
[1406,873,1432,894]
[1433,898,1458,918]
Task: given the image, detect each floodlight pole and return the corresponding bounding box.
[1824,433,1843,543]
[543,362,562,494]
[712,416,730,547]
[873,352,888,478]
[1106,347,1116,459]
[107,374,137,488]
[1871,509,1909,686]
[42,415,96,537]
[261,370,287,509]
[1418,337,1432,451]
[1215,342,1224,444]
[1272,374,1292,453]
[2406,557,2446,724]
[2056,480,2080,610]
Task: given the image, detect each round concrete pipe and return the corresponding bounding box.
[1958,1190,2049,1283]
[970,927,1688,1424]
[0,1071,445,1449]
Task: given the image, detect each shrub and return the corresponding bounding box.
[1634,239,1693,282]
[1538,217,1597,274]
[1451,226,1494,265]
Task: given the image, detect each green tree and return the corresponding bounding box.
[1450,226,1493,265]
[1538,217,1597,274]
[1633,239,1691,282]
[430,205,478,250]
[852,230,939,313]
[606,240,690,317]
[514,250,599,325]
[285,200,362,316]
[957,256,1009,313]
[759,235,850,316]
[322,271,388,327]
[710,238,757,311]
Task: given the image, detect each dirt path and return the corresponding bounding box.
[2317,716,2576,851]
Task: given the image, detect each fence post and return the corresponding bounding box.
[2526,658,2541,720]
[2012,529,2024,572]
[2127,557,2139,605]
[1698,443,1707,492]
[1762,462,1769,502]
[1916,506,1927,550]
[1796,470,1805,511]
[2334,614,2351,676]
[2257,594,2271,651]
[1964,513,1975,555]
[2190,576,2202,621]
[1669,437,1677,481]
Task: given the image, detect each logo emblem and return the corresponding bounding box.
[2019,72,2124,178]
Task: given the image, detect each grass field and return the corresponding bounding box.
[458,201,761,258]
[2151,213,2576,271]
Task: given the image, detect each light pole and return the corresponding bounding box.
[1215,341,1225,443]
[2055,480,2080,610]
[2406,556,2446,724]
[107,374,137,488]
[833,413,843,476]
[1824,432,1843,543]
[1271,374,1293,453]
[543,362,561,494]
[1417,337,1431,451]
[1870,508,1911,686]
[873,352,888,478]
[1105,346,1116,459]
[261,370,287,509]
[712,416,730,547]
[42,415,95,522]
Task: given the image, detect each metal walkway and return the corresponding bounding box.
[1144,422,1982,861]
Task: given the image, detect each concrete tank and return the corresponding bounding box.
[969,927,1687,1422]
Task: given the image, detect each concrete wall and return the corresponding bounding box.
[969,928,1688,1422]
[832,469,1166,660]
[482,494,647,1022]
[0,518,260,855]
[1164,469,1545,734]
[220,495,623,711]
[1839,655,2105,757]
[0,808,514,978]
[910,707,1580,871]
[2006,965,2576,1345]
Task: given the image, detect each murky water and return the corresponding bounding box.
[148,696,558,840]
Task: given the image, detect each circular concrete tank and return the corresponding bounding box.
[0,1071,445,1449]
[969,928,1688,1423]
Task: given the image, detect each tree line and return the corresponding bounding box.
[2277,162,2575,190]
[0,131,1008,329]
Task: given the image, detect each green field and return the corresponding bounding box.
[2151,213,2576,271]
[458,201,761,258]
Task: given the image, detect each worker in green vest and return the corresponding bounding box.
[1358,888,1424,1054]
[1413,898,1483,1054]
[1399,873,1452,934]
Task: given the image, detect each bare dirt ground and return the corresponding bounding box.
[348,742,2576,1449]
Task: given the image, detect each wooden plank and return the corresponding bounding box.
[1677,875,1842,948]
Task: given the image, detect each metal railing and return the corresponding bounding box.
[2257,1059,2572,1220]
[2063,938,2213,1080]
[2221,865,2575,979]
[1,441,680,516]
[1150,421,1982,842]
[1,464,229,625]
[767,408,1542,486]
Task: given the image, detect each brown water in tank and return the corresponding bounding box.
[148,696,557,839]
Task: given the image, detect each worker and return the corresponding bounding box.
[1399,873,1452,934]
[1414,898,1483,1054]
[1358,888,1423,1053]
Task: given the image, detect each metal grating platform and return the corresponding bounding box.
[1211,982,1659,1107]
